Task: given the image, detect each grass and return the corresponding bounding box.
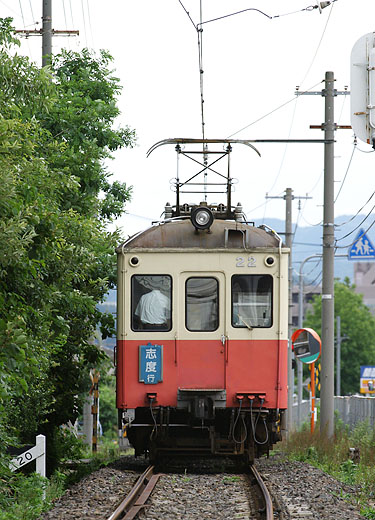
[0,438,122,520]
[282,418,375,518]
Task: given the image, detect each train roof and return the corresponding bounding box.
[117,219,284,252]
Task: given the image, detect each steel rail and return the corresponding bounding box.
[250,464,274,520]
[106,465,160,520]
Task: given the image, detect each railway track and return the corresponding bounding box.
[106,462,274,520]
[106,465,161,520]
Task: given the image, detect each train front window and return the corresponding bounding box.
[186,277,219,332]
[232,275,273,328]
[131,275,172,331]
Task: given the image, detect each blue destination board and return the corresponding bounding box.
[139,343,163,384]
[348,229,375,261]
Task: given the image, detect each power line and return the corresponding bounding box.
[80,0,88,47]
[299,1,336,87]
[28,0,35,23]
[177,0,196,29]
[334,141,356,203]
[335,219,375,249]
[336,206,375,243]
[18,0,26,27]
[86,0,95,47]
[336,190,375,228]
[227,81,322,139]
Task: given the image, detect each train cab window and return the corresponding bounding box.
[131,275,172,331]
[232,275,273,328]
[186,277,219,332]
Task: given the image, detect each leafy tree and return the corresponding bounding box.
[0,17,135,471]
[304,278,375,395]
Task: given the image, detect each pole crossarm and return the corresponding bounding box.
[16,29,79,36]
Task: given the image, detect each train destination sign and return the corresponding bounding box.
[291,328,321,365]
[139,343,163,384]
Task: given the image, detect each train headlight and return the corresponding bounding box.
[191,206,214,231]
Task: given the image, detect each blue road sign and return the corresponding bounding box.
[348,229,375,261]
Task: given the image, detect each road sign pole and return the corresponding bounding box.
[336,315,341,396]
[310,362,316,434]
[320,71,335,439]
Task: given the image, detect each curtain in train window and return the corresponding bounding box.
[186,277,219,332]
[131,275,172,331]
[232,275,273,328]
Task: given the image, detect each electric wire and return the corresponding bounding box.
[227,81,322,139]
[336,190,375,228]
[299,1,336,87]
[334,142,356,203]
[304,257,322,278]
[86,0,95,47]
[178,0,197,28]
[28,0,35,23]
[292,200,307,245]
[335,218,375,249]
[266,96,299,195]
[335,207,375,243]
[0,0,19,16]
[18,0,26,27]
[69,0,74,27]
[246,190,284,216]
[199,3,337,27]
[80,0,88,47]
[309,269,323,287]
[62,0,68,29]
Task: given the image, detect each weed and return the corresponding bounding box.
[223,475,241,483]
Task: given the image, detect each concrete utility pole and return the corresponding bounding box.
[285,188,294,435]
[15,0,79,67]
[320,71,335,438]
[266,189,311,435]
[296,77,350,437]
[42,0,52,66]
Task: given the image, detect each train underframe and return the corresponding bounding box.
[119,398,284,462]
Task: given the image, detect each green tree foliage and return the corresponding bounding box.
[0,18,135,471]
[304,278,375,395]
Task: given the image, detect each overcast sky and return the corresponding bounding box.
[3,0,375,237]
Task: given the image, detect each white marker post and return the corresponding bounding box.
[9,434,46,498]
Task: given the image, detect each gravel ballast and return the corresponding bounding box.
[39,455,367,519]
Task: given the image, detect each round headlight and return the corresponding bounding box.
[191,206,214,230]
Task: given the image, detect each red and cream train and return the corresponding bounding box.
[115,139,289,462]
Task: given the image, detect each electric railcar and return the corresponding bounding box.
[115,139,289,462]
